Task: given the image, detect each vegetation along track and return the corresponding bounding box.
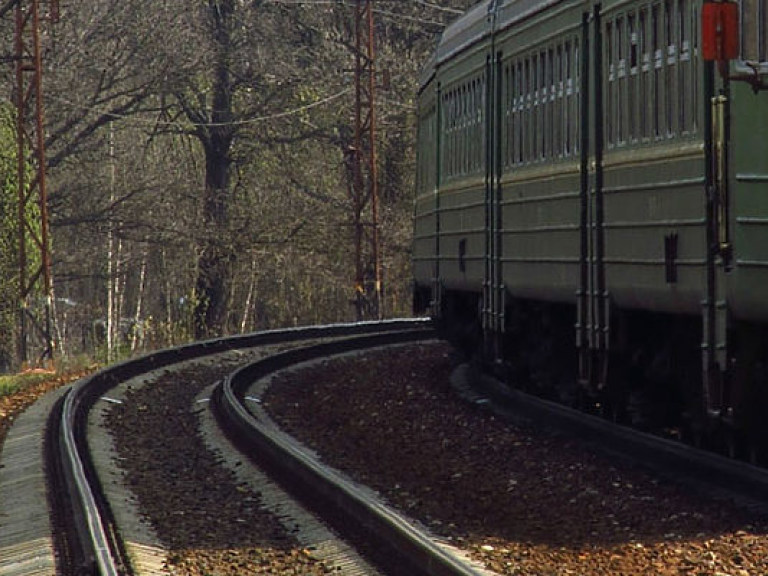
[46,319,432,576]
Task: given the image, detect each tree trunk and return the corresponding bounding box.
[193,0,236,339]
[194,130,233,338]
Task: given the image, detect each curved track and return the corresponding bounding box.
[43,318,768,575]
[50,320,432,575]
[212,331,492,576]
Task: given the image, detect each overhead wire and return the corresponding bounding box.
[37,0,461,129]
[46,87,353,129]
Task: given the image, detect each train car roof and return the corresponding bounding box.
[434,0,494,65]
[423,0,575,86]
[495,0,571,32]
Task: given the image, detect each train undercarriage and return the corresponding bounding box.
[424,288,768,465]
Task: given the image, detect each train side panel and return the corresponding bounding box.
[433,37,492,293]
[602,145,706,314]
[413,75,438,305]
[496,2,584,303]
[729,80,768,322]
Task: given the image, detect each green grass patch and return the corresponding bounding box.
[0,372,56,398]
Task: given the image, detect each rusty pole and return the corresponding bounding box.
[351,0,382,320]
[14,0,56,365]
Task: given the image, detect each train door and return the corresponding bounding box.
[577,5,609,394]
[483,14,505,364]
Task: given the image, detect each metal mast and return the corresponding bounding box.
[349,0,382,320]
[14,0,57,366]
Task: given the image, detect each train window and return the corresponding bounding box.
[461,84,466,175]
[535,52,540,162]
[691,2,699,134]
[454,88,459,177]
[618,16,626,146]
[503,65,510,167]
[445,91,451,178]
[652,3,662,139]
[533,54,538,162]
[515,62,525,164]
[664,0,675,138]
[472,79,478,174]
[678,0,689,135]
[509,64,517,168]
[463,80,476,174]
[468,82,473,174]
[459,85,465,176]
[639,9,649,140]
[564,41,572,156]
[572,39,580,157]
[741,0,768,62]
[606,21,614,146]
[505,62,517,166]
[477,76,483,173]
[543,49,549,160]
[534,52,540,162]
[457,86,462,173]
[462,83,468,175]
[440,94,446,178]
[555,45,563,158]
[461,84,472,174]
[525,57,532,163]
[576,40,581,155]
[440,94,445,179]
[530,54,535,164]
[448,90,453,178]
[630,14,639,69]
[420,105,436,193]
[456,87,460,174]
[468,81,473,174]
[513,65,519,166]
[544,48,555,158]
[531,53,536,163]
[530,54,543,162]
[453,88,458,174]
[546,48,553,160]
[471,80,477,173]
[628,13,638,142]
[450,90,456,177]
[509,62,515,166]
[537,51,544,161]
[478,77,484,173]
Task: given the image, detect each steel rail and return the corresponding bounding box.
[212,329,496,576]
[54,319,429,575]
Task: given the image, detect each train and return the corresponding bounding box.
[412,0,768,457]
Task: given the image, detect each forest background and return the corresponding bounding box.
[0,0,481,370]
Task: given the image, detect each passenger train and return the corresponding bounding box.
[413,0,768,455]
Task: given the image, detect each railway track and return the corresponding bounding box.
[4,319,768,575]
[38,319,499,576]
[211,332,495,576]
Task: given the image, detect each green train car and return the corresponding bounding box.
[413,0,768,454]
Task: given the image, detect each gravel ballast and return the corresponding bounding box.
[263,341,768,576]
[106,358,334,575]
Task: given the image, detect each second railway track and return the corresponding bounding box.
[25,319,459,576]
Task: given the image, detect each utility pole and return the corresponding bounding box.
[14,0,57,366]
[347,0,383,321]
